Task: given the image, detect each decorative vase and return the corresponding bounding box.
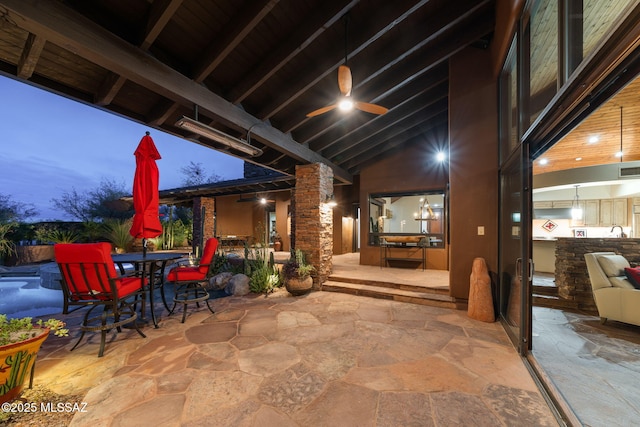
[285,276,313,296]
[0,328,50,404]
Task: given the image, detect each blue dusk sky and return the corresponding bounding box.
[0,76,244,221]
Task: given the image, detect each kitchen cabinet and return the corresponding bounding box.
[599,199,627,227]
[533,198,628,226]
[533,201,553,209]
[584,200,599,226]
[550,200,573,208]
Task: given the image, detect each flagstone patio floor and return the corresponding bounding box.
[20,286,558,426]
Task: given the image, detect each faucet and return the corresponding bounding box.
[611,225,627,238]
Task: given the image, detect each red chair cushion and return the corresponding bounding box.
[55,242,144,300]
[117,277,145,297]
[167,266,205,282]
[167,238,219,282]
[197,238,219,275]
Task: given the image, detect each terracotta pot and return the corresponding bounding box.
[0,328,50,404]
[285,276,313,296]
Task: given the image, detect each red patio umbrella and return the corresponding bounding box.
[130,131,162,255]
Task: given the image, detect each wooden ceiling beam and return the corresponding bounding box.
[336,100,448,166]
[227,0,360,104]
[322,85,448,159]
[1,0,352,183]
[96,0,180,106]
[256,0,432,120]
[281,1,489,137]
[344,115,448,174]
[310,72,449,152]
[17,32,44,79]
[141,0,183,50]
[191,0,278,82]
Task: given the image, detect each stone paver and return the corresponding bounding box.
[30,290,558,426]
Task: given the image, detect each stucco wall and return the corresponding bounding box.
[215,194,257,238]
[359,143,449,270]
[449,46,499,300]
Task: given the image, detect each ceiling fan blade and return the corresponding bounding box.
[355,102,388,115]
[306,104,338,117]
[338,65,352,96]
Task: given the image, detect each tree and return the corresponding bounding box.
[180,161,221,186]
[0,193,37,223]
[50,178,133,222]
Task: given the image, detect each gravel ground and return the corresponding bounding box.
[0,386,84,426]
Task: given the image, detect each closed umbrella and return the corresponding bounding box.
[130,131,162,255]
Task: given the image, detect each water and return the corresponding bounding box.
[0,276,64,319]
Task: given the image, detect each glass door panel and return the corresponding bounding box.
[499,148,532,353]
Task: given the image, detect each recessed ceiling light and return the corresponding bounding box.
[615,151,623,158]
[539,158,548,165]
[588,136,599,144]
[575,157,582,161]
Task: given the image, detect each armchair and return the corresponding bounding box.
[54,242,147,357]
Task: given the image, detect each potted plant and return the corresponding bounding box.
[281,249,315,295]
[0,315,68,404]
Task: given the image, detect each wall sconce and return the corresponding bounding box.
[325,194,337,207]
[175,116,263,157]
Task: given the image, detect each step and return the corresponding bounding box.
[328,275,450,295]
[533,294,580,310]
[322,280,466,310]
[532,285,559,297]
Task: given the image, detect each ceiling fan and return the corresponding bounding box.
[306,14,388,118]
[306,65,389,117]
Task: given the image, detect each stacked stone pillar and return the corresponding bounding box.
[192,197,215,257]
[294,163,334,288]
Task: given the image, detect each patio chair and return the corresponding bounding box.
[166,237,218,322]
[54,242,147,357]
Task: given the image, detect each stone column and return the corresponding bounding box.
[192,197,216,256]
[294,163,334,288]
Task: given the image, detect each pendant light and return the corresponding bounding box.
[571,185,583,224]
[616,106,623,161]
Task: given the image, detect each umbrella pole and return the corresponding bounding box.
[142,238,147,257]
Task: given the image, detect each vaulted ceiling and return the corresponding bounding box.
[0,0,495,186]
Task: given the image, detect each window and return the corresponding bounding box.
[368,191,445,248]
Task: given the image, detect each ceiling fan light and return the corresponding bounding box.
[338,98,354,111]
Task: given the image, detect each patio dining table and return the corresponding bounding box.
[112,252,186,328]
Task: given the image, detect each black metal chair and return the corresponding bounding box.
[54,242,147,357]
[166,238,218,322]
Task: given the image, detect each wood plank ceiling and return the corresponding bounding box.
[533,76,640,175]
[0,0,495,187]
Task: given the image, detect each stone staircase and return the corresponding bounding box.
[322,275,467,310]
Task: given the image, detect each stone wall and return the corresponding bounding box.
[192,197,216,256]
[555,238,640,313]
[294,163,334,287]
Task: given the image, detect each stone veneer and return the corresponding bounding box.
[555,238,640,313]
[192,197,216,256]
[294,163,334,288]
